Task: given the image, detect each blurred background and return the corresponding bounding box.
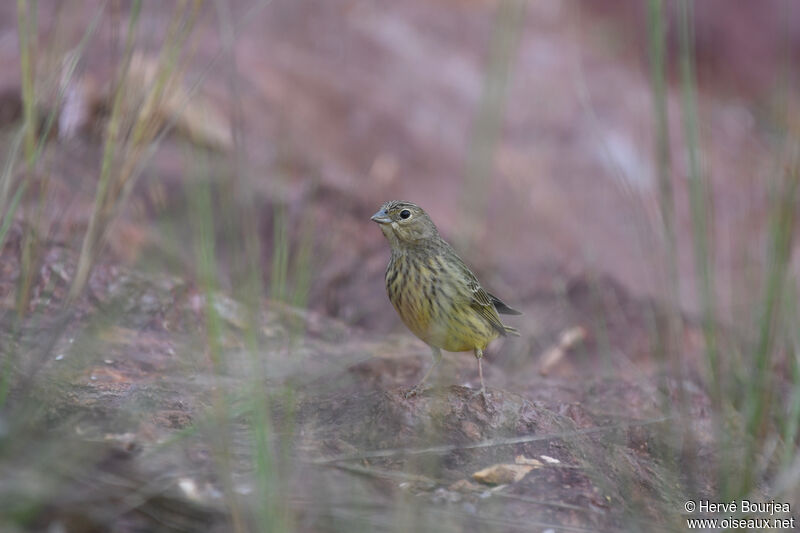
[0,1,799,531]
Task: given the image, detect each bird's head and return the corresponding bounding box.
[371,200,439,248]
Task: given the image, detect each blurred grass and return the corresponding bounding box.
[188,155,252,533]
[458,0,525,253]
[16,0,36,169]
[70,0,203,301]
[741,151,799,493]
[15,0,39,315]
[677,0,721,415]
[641,0,800,510]
[647,0,681,365]
[13,0,102,315]
[0,2,291,531]
[644,3,700,502]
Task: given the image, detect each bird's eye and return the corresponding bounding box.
[399,209,411,220]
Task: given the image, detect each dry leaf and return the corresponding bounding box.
[514,455,543,467]
[121,53,233,151]
[538,325,588,375]
[472,463,533,485]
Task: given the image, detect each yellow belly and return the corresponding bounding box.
[392,292,499,352]
[386,253,500,352]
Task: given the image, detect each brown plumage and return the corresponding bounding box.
[371,200,521,397]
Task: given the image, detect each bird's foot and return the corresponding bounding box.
[469,386,490,406]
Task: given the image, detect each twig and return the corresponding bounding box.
[313,416,673,464]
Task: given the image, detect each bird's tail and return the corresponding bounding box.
[503,325,520,337]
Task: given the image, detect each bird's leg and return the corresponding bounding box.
[474,347,488,402]
[406,347,442,398]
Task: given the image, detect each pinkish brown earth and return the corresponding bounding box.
[0,1,797,531]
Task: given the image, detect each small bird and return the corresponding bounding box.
[371,200,521,398]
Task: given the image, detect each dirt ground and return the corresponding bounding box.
[0,1,798,531]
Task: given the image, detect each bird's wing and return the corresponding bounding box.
[445,253,507,334]
[486,291,523,315]
[438,244,511,335]
[465,278,508,335]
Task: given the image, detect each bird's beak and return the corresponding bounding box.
[370,208,392,224]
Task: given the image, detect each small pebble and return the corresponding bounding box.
[234,484,253,495]
[439,488,462,503]
[204,483,223,500]
[178,478,199,500]
[55,354,64,361]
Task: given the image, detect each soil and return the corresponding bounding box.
[0,1,797,531]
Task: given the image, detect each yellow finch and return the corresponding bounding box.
[371,200,521,397]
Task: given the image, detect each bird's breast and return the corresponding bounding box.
[385,253,499,352]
